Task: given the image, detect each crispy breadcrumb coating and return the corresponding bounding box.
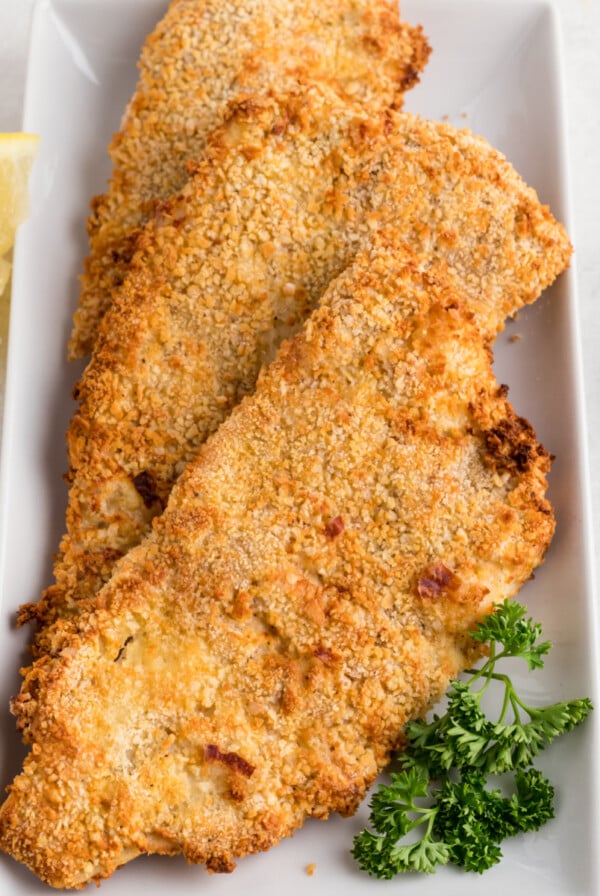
[25,86,570,651]
[70,0,430,358]
[0,238,554,888]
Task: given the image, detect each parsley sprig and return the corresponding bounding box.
[352,600,592,877]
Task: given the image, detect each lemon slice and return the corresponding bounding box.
[0,132,40,258]
[0,255,11,296]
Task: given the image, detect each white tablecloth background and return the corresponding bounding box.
[1,0,599,587]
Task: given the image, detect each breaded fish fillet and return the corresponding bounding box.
[70,0,430,358]
[27,86,570,650]
[0,238,555,888]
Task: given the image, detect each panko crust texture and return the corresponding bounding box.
[70,0,430,358]
[0,239,554,888]
[26,84,570,650]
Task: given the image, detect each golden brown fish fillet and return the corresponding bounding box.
[26,86,570,651]
[70,0,430,358]
[0,238,555,888]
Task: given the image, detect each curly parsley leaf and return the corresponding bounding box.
[510,768,555,831]
[469,599,551,669]
[352,601,592,878]
[352,768,450,876]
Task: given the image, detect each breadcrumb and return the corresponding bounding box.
[0,238,554,888]
[69,0,430,358]
[25,85,571,654]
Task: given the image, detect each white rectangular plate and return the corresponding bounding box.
[0,0,598,893]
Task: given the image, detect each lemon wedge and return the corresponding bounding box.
[0,132,40,260]
[0,255,11,296]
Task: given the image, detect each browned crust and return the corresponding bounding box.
[25,85,570,655]
[69,0,430,358]
[0,238,554,887]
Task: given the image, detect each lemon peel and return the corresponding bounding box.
[0,132,40,259]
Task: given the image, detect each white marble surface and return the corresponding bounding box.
[1,0,598,581]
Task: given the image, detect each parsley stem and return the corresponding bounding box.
[421,805,439,840]
[353,601,593,880]
[497,677,513,725]
[476,671,524,723]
